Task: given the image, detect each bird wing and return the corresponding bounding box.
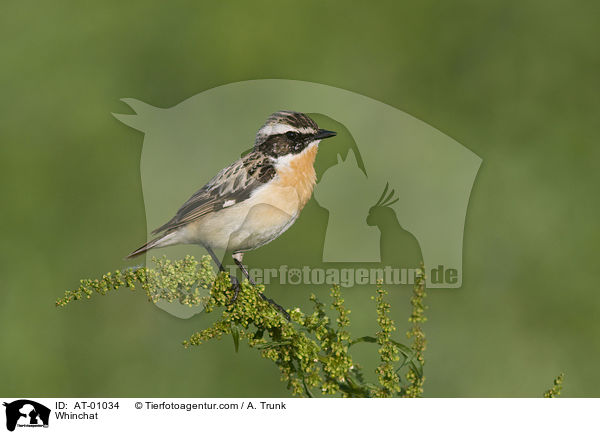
[152,152,275,234]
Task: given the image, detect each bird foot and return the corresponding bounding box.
[227,276,242,305]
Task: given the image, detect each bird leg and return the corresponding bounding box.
[232,252,291,321]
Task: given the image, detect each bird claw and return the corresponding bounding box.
[227,276,241,305]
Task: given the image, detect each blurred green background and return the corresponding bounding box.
[1,0,599,397]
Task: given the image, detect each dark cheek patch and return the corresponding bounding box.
[295,140,309,153]
[276,143,289,155]
[258,133,314,157]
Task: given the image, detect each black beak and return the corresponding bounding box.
[315,129,337,140]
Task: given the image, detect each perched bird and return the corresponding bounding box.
[127,111,336,317]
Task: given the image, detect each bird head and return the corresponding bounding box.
[254,111,336,161]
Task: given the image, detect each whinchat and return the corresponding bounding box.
[127,111,336,317]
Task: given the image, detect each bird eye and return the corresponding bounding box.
[285,131,299,140]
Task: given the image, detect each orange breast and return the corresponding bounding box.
[273,145,318,209]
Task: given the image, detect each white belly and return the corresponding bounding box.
[183,183,301,252]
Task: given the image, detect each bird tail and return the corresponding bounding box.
[125,232,177,259]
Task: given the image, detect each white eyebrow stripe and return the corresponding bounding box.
[258,124,315,136]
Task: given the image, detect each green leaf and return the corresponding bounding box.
[390,339,423,378]
[231,323,240,353]
[255,340,292,350]
[389,339,412,353]
[302,379,314,398]
[348,336,423,378]
[348,336,377,346]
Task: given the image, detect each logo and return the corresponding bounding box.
[3,400,50,432]
[113,79,481,318]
